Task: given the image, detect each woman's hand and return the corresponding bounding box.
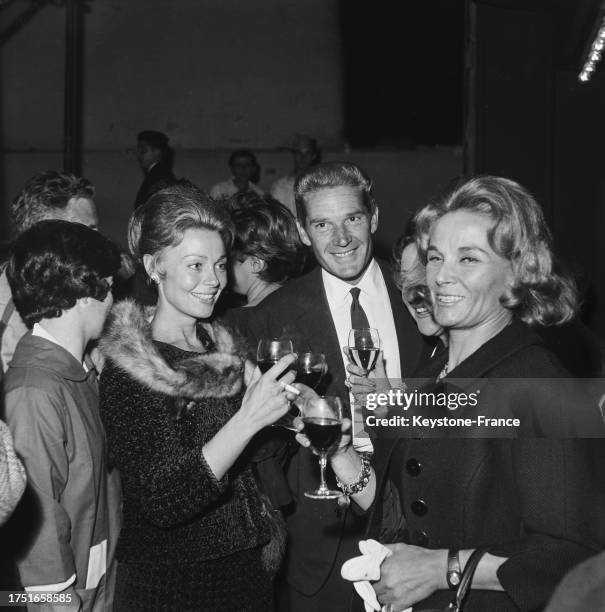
[373,544,445,610]
[238,353,297,435]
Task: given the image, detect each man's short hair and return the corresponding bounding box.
[137,130,170,153]
[294,161,376,223]
[11,170,95,234]
[7,220,121,328]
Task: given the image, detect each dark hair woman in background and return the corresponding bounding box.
[99,185,297,611]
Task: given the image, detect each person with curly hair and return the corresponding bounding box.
[1,170,98,373]
[318,176,605,612]
[3,220,122,611]
[229,196,305,307]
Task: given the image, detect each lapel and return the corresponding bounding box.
[287,267,347,397]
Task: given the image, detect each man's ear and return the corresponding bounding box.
[370,206,379,234]
[296,220,312,247]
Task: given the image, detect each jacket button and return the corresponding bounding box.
[406,458,422,476]
[413,529,429,547]
[411,499,428,516]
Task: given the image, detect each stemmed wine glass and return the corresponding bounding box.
[295,352,327,389]
[347,328,380,373]
[257,338,298,430]
[302,395,344,499]
[256,338,294,372]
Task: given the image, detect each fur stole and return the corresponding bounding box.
[99,300,247,401]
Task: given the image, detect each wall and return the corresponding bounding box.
[0,0,462,251]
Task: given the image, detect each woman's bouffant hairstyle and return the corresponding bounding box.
[7,220,121,328]
[11,170,95,234]
[128,184,235,276]
[230,196,305,283]
[413,175,578,326]
[295,161,377,223]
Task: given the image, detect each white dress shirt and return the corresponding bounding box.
[322,259,401,380]
[322,259,401,450]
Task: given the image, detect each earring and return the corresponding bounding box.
[151,274,160,284]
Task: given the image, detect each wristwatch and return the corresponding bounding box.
[447,549,462,590]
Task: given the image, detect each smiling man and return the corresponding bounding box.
[239,161,424,611]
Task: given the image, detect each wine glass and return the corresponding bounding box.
[256,338,294,372]
[257,338,297,430]
[348,328,380,373]
[302,395,344,500]
[295,352,327,389]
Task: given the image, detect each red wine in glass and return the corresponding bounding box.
[302,417,341,452]
[295,352,327,389]
[258,359,278,374]
[256,338,294,374]
[302,395,344,500]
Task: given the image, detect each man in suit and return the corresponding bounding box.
[239,161,424,611]
[134,130,177,208]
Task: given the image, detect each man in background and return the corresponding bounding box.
[270,134,321,216]
[210,149,264,199]
[1,171,99,373]
[134,130,177,208]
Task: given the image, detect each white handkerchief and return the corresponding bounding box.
[341,539,412,612]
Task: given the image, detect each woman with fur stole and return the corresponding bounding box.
[99,185,297,611]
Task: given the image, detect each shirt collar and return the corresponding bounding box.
[322,258,380,304]
[32,323,89,372]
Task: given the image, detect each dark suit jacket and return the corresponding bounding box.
[366,319,605,612]
[134,161,177,208]
[236,260,426,597]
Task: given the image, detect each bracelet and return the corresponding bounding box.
[336,452,372,497]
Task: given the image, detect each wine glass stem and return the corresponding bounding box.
[319,452,329,493]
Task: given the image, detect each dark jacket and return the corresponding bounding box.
[235,261,426,599]
[367,319,605,611]
[98,301,276,569]
[134,161,176,208]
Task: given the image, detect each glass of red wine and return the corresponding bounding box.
[348,328,380,373]
[302,395,344,500]
[296,352,327,389]
[256,338,299,430]
[256,338,294,373]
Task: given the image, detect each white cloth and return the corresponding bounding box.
[209,177,264,199]
[270,175,296,216]
[341,539,412,612]
[323,260,401,450]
